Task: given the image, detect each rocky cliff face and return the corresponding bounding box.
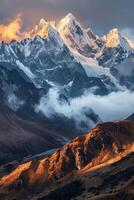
[58,13,103,58]
[0,120,134,199]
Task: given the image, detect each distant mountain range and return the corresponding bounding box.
[0,13,134,128]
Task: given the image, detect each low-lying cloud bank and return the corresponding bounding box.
[35,88,134,128]
[84,90,134,121]
[7,93,25,111]
[35,89,100,131]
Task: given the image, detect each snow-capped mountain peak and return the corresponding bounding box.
[104,28,123,48]
[104,28,133,52]
[98,28,134,68]
[58,13,102,58]
[28,13,99,59]
[58,13,82,35]
[39,18,47,25]
[30,19,56,38]
[60,13,76,24]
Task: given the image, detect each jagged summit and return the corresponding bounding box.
[66,13,75,19]
[39,18,47,25]
[2,12,133,60]
[98,27,134,68]
[57,13,79,30]
[58,13,82,34]
[58,13,102,58]
[109,28,119,34]
[104,28,123,48]
[30,18,56,38]
[103,27,134,52]
[61,13,76,22]
[26,13,102,59]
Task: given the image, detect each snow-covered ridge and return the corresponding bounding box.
[57,13,102,58]
[0,13,134,133]
[30,12,100,57]
[1,13,134,61]
[28,13,134,53]
[0,13,134,93]
[30,19,56,38]
[103,28,133,53]
[23,13,134,74]
[104,28,121,48]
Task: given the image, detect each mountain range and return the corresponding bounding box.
[0,12,134,160]
[0,14,134,122]
[0,13,134,200]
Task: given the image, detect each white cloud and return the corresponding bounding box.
[35,88,134,130]
[7,94,25,111]
[35,88,100,131]
[84,90,134,121]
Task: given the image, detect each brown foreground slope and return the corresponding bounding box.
[0,120,134,200]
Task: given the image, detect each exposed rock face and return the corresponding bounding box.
[0,120,133,199]
[98,28,133,68]
[36,153,134,200]
[58,13,103,58]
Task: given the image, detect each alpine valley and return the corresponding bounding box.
[0,13,134,200]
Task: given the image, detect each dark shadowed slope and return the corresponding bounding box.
[0,103,65,165]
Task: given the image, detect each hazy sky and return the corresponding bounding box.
[0,0,134,39]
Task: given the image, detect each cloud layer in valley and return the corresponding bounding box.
[35,89,134,130]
